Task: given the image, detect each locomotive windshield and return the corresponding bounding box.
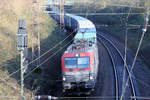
[65,58,77,69]
[77,57,90,69]
[64,57,90,69]
[78,28,96,33]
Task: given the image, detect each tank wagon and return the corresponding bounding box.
[49,10,99,95]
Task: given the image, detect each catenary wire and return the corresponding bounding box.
[3,28,78,80]
[50,13,144,16]
[1,95,150,99]
[53,0,146,9]
[120,5,133,100]
[17,37,74,82]
[121,7,149,98]
[3,1,150,98]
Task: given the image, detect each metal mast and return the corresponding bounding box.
[62,0,65,29]
[59,0,62,28]
[59,0,65,29]
[37,0,41,67]
[32,0,40,68]
[17,19,28,100]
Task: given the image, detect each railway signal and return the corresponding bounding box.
[17,19,28,100]
[17,20,28,51]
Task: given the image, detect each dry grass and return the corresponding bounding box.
[0,0,55,99]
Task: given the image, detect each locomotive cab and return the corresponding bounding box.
[61,40,99,94]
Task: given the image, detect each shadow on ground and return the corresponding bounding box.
[2,25,72,96]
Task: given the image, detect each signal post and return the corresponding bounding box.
[17,19,28,100]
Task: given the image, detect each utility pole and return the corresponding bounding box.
[21,50,24,100]
[37,0,41,68]
[17,19,28,100]
[62,0,65,29]
[59,0,64,29]
[59,0,62,28]
[32,0,41,68]
[120,7,149,99]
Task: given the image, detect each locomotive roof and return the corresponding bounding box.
[64,40,96,53]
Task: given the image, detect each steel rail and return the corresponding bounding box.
[97,39,119,100]
[97,32,136,100]
[97,32,137,99]
[97,32,137,100]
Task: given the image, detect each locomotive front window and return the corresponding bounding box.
[78,28,96,33]
[64,58,77,69]
[64,57,90,69]
[77,57,90,69]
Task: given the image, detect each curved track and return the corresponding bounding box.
[48,6,138,99]
[97,39,119,100]
[97,32,136,100]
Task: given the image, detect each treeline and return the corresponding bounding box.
[68,0,150,8]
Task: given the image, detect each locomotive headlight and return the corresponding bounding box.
[75,54,79,57]
[63,77,66,81]
[90,76,93,80]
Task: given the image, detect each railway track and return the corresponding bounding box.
[97,32,136,100]
[62,97,87,100]
[98,39,119,100]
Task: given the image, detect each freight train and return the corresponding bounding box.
[49,8,99,95]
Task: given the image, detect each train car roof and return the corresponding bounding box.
[49,12,95,29]
[66,13,95,28]
[66,13,85,20]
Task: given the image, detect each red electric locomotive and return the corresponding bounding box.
[61,40,99,95]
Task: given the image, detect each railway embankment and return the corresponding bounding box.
[0,0,70,99]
